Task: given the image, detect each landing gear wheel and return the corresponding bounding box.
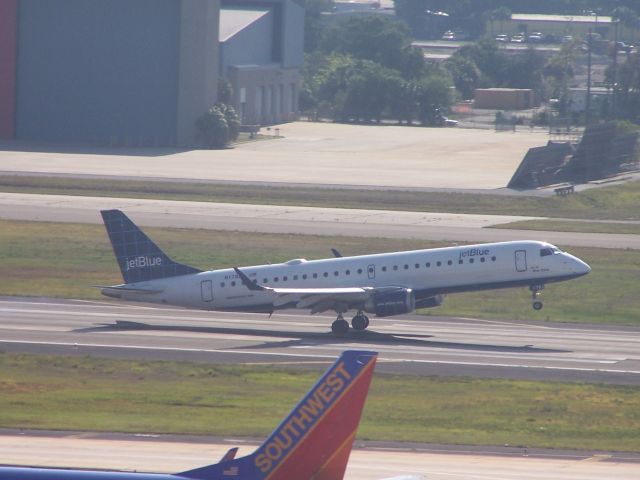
[351,313,370,331]
[529,285,545,311]
[331,317,350,335]
[533,301,543,310]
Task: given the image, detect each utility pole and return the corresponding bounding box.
[586,27,592,125]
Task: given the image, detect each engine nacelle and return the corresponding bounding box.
[365,289,415,317]
[415,294,444,309]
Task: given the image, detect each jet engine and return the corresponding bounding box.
[415,294,444,309]
[364,289,415,317]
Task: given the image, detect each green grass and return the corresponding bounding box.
[493,219,640,235]
[3,175,640,221]
[0,353,638,451]
[1,219,639,325]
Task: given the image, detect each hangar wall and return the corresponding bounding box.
[7,0,219,147]
[0,0,18,140]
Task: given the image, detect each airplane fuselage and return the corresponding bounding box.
[104,240,590,315]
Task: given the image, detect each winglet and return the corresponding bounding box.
[331,248,343,258]
[219,448,239,463]
[178,350,378,480]
[234,267,266,291]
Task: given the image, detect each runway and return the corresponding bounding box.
[1,431,639,480]
[2,192,640,249]
[1,297,638,385]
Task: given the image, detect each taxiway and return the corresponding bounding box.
[1,192,639,249]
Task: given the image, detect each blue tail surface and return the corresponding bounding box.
[100,209,201,284]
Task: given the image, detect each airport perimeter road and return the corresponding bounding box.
[2,192,640,249]
[1,298,639,385]
[1,433,638,480]
[0,122,545,190]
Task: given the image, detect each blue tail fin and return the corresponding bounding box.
[100,209,201,284]
[177,350,378,480]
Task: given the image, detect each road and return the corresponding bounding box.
[2,192,640,249]
[1,297,639,385]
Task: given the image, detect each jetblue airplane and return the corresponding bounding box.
[97,210,591,334]
[0,350,377,480]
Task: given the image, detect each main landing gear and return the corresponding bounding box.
[331,311,370,334]
[530,284,544,310]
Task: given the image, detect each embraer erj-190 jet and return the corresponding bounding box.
[98,210,591,334]
[0,350,378,480]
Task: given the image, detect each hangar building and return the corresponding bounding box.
[219,0,304,125]
[0,0,220,147]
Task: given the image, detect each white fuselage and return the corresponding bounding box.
[108,240,590,315]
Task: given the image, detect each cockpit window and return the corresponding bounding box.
[540,248,553,257]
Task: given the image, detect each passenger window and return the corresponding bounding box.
[220,282,225,287]
[274,277,279,282]
[263,278,267,283]
[231,281,236,286]
[302,274,307,279]
[293,275,298,280]
[415,263,420,269]
[458,259,463,264]
[382,266,387,272]
[481,257,485,262]
[447,260,452,266]
[491,256,496,261]
[313,273,318,279]
[357,268,363,274]
[469,258,474,263]
[334,271,339,276]
[426,262,431,267]
[393,265,398,271]
[283,276,288,281]
[346,270,350,275]
[404,264,409,270]
[436,261,441,267]
[323,272,328,277]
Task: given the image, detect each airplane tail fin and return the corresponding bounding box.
[100,209,201,284]
[177,350,378,480]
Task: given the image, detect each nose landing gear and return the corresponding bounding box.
[530,284,544,310]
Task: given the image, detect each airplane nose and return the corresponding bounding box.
[574,258,591,276]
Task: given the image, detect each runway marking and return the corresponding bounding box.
[1,340,639,375]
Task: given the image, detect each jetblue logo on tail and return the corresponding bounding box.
[125,256,163,271]
[254,362,352,473]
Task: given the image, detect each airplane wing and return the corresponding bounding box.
[93,284,165,295]
[233,268,401,313]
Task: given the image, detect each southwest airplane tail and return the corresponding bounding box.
[0,350,378,480]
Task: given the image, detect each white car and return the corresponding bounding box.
[495,34,509,43]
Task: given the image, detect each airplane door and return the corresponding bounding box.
[515,250,527,272]
[367,264,376,279]
[201,280,213,302]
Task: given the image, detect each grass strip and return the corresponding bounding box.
[493,219,640,235]
[0,353,638,452]
[1,219,638,326]
[2,175,640,221]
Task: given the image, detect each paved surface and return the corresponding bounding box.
[1,192,639,249]
[0,122,547,189]
[1,432,639,479]
[2,298,639,385]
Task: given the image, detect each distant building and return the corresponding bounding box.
[492,13,613,40]
[474,88,538,110]
[219,0,304,126]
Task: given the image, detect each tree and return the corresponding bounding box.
[444,55,480,99]
[319,15,425,79]
[414,74,452,125]
[196,103,240,149]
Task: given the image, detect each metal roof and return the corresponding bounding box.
[219,8,270,42]
[510,13,612,24]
